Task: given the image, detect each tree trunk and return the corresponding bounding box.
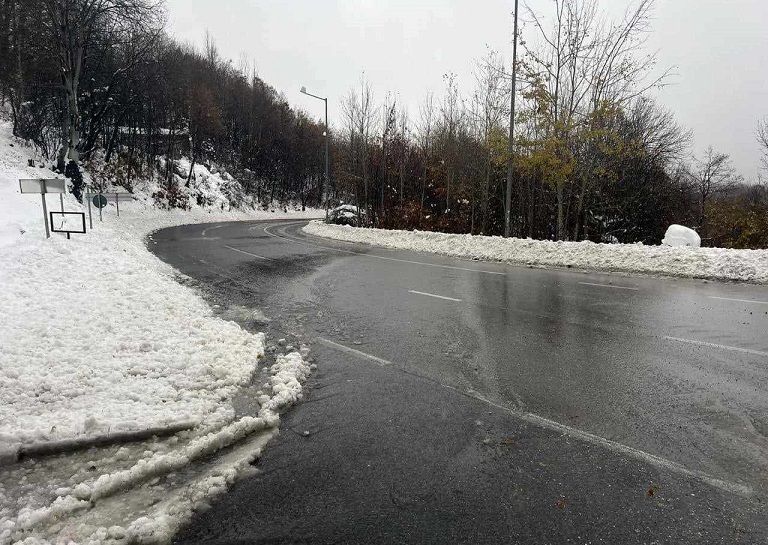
[572,176,588,241]
[556,184,565,240]
[186,155,196,187]
[59,44,84,171]
[481,148,491,234]
[399,155,404,207]
[527,176,535,239]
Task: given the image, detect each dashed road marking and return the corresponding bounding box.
[319,334,752,498]
[317,337,393,366]
[709,296,768,305]
[202,225,224,237]
[579,282,640,291]
[223,245,274,261]
[664,336,768,358]
[464,391,753,498]
[408,289,462,302]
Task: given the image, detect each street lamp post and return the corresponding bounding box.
[300,86,331,221]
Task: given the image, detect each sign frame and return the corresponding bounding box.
[49,211,86,239]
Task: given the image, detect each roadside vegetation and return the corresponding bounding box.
[1,0,766,247]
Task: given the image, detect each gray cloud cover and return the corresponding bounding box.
[166,0,768,180]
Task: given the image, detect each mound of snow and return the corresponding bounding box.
[303,222,768,284]
[0,119,321,544]
[662,224,701,248]
[0,128,63,247]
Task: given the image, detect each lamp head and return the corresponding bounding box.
[300,86,307,94]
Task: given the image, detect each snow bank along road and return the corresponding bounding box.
[0,207,320,544]
[151,220,768,544]
[304,222,768,284]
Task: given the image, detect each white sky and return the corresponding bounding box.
[166,0,768,180]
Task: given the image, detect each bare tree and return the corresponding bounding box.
[415,92,436,214]
[628,97,692,168]
[40,0,163,171]
[522,0,674,240]
[341,75,378,217]
[470,50,508,233]
[439,72,462,213]
[396,101,409,207]
[757,117,768,176]
[691,147,742,231]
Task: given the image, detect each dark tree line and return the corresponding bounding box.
[0,0,328,209]
[1,0,764,246]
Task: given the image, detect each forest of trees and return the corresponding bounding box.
[1,0,766,247]
[0,0,328,209]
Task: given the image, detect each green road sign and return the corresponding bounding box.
[92,194,108,209]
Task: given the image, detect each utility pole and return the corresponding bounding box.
[504,0,519,238]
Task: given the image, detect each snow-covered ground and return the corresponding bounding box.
[303,222,768,284]
[0,122,321,544]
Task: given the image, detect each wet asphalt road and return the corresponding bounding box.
[149,219,768,544]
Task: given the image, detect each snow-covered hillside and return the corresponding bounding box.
[0,122,321,544]
[303,222,768,284]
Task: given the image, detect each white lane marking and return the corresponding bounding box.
[709,296,768,305]
[439,386,752,498]
[317,337,393,366]
[408,290,462,302]
[665,336,768,358]
[579,282,640,291]
[318,337,752,498]
[223,245,274,261]
[202,225,224,238]
[511,403,751,498]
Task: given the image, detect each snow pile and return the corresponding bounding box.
[0,119,319,544]
[258,351,313,418]
[662,224,701,248]
[0,130,62,246]
[173,157,246,210]
[304,222,768,283]
[2,350,312,545]
[0,228,265,448]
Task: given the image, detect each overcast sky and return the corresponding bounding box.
[166,0,768,180]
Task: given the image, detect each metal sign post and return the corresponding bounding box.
[113,192,133,217]
[84,191,132,225]
[19,179,66,239]
[87,194,93,230]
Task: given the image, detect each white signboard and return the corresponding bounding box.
[19,179,68,238]
[19,178,66,194]
[50,212,86,234]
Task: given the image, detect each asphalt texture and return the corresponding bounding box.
[148,219,768,544]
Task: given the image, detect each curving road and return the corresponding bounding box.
[150,219,768,544]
